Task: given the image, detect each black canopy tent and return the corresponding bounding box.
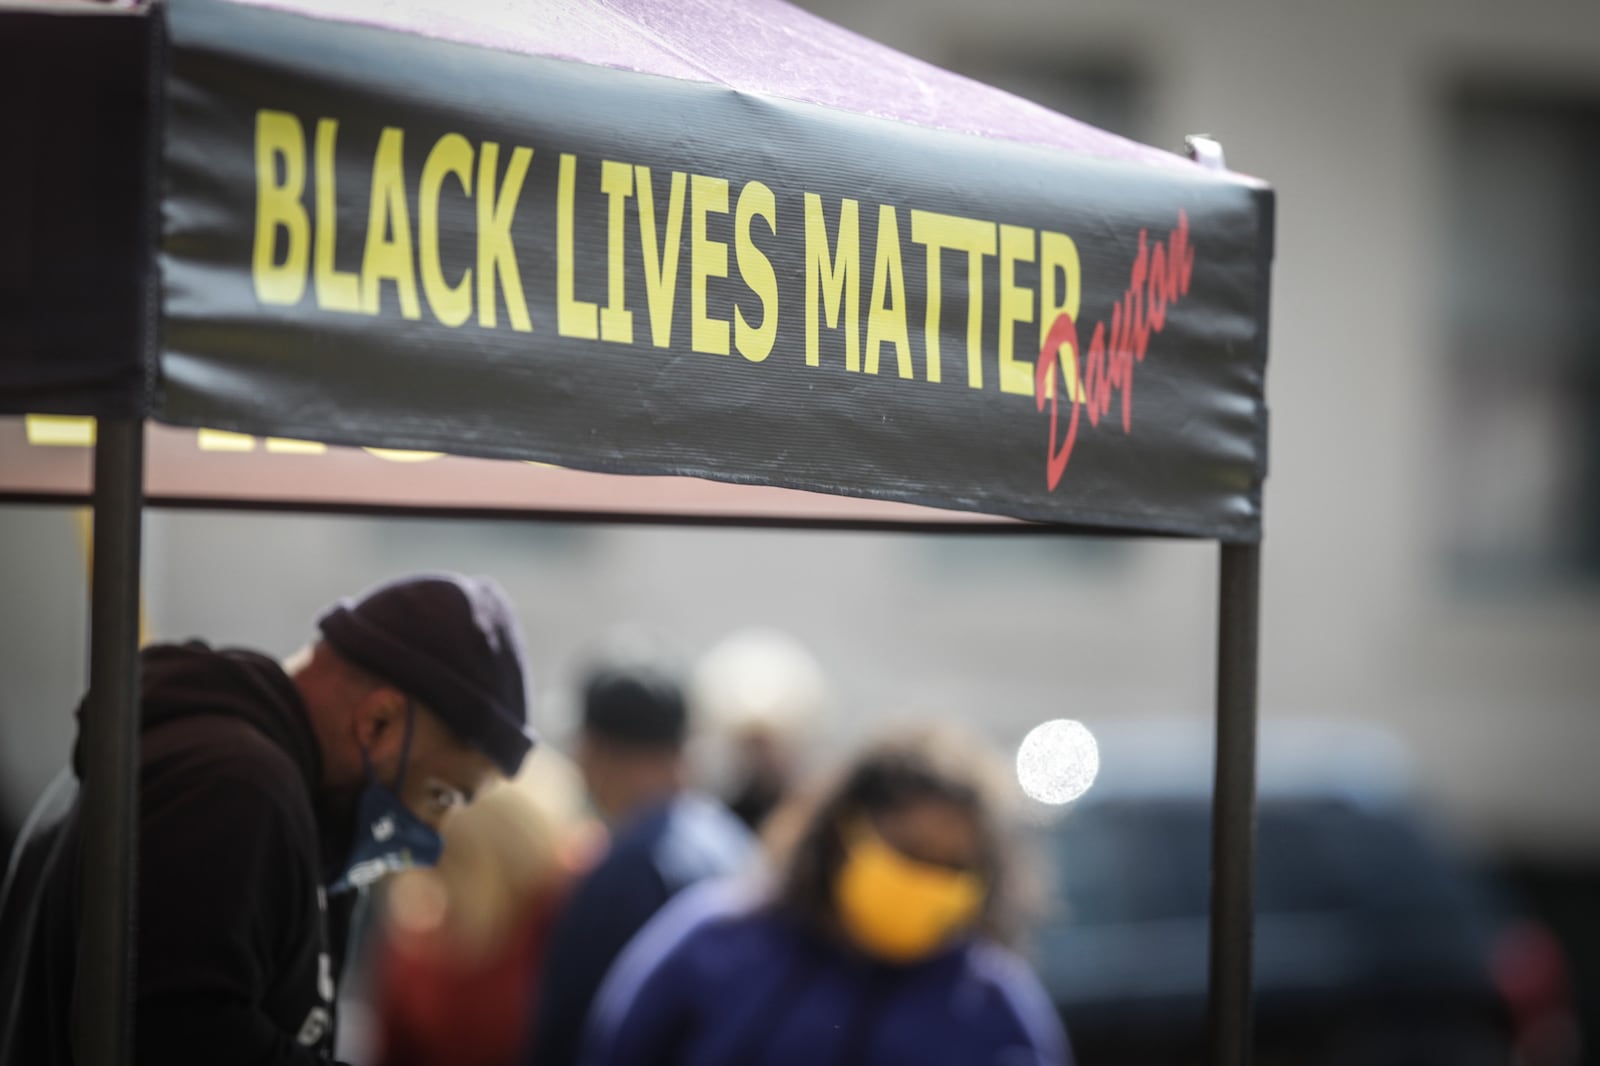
[0,0,1272,1063]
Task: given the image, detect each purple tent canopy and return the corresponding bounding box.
[238,0,1200,171]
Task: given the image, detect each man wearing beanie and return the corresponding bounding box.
[0,574,537,1066]
[523,640,754,1066]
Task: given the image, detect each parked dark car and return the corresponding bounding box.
[1028,721,1579,1066]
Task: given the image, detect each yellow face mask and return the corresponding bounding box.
[832,822,984,963]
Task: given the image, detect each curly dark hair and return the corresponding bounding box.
[768,723,1034,947]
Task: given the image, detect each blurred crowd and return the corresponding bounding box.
[354,626,1066,1066]
[11,571,1566,1066]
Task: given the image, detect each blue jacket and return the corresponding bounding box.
[528,794,754,1066]
[583,882,1071,1066]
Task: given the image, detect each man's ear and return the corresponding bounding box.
[351,687,408,760]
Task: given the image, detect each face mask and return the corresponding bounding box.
[832,821,983,963]
[329,701,444,895]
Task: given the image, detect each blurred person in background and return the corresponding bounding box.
[581,723,1069,1066]
[371,746,594,1066]
[0,573,537,1066]
[524,638,755,1066]
[690,628,830,832]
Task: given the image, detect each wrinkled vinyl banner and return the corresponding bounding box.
[161,0,1273,538]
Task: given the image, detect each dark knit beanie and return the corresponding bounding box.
[317,573,536,776]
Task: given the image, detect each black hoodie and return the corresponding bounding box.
[0,642,359,1066]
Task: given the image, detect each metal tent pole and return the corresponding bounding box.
[1208,541,1261,1066]
[75,418,145,1066]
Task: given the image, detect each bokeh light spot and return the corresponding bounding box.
[1016,719,1100,805]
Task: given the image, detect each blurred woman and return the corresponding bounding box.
[372,747,595,1066]
[582,724,1069,1066]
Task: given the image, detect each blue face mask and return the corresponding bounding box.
[329,701,444,895]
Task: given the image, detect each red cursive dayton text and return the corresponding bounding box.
[1034,210,1195,490]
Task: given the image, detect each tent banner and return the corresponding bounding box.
[160,0,1272,539]
[0,7,157,418]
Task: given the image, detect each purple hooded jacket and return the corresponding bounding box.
[581,880,1071,1066]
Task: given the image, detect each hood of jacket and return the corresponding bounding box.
[71,640,356,878]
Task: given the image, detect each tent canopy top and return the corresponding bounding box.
[237,0,1223,177]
